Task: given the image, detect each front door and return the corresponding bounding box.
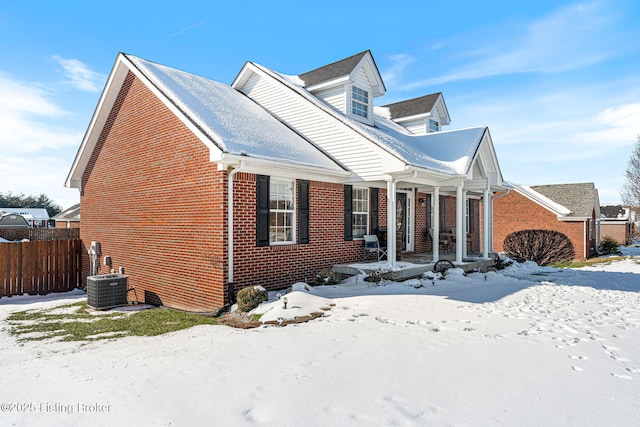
[396,193,407,251]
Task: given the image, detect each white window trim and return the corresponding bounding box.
[269,178,296,245]
[352,187,369,240]
[350,85,370,123]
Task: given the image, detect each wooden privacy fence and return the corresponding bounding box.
[0,239,82,297]
[0,228,80,241]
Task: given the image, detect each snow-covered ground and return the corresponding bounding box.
[1,253,640,426]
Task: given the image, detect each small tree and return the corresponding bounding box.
[504,229,575,265]
[598,236,622,255]
[621,136,640,210]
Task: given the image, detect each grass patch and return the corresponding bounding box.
[7,301,218,342]
[551,256,628,269]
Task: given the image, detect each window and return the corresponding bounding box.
[466,199,475,233]
[429,119,439,132]
[439,195,446,231]
[352,188,369,238]
[269,179,295,243]
[426,194,432,229]
[352,86,369,118]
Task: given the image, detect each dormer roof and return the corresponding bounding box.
[298,50,386,96]
[382,92,451,126]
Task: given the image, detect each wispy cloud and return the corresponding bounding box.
[401,1,624,90]
[167,18,211,38]
[52,55,105,92]
[0,71,82,206]
[381,54,416,87]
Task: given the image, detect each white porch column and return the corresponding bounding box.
[462,190,468,259]
[432,186,440,262]
[386,180,397,267]
[455,185,464,263]
[483,189,490,258]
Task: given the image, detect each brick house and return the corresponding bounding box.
[493,182,600,260]
[65,51,505,312]
[52,203,80,229]
[600,205,635,245]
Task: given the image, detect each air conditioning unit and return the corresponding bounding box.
[87,274,128,310]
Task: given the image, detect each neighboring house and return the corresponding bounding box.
[0,212,30,229]
[53,203,81,229]
[493,182,601,260]
[0,208,50,228]
[600,205,635,245]
[65,50,505,312]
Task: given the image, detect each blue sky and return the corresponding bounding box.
[1,0,639,208]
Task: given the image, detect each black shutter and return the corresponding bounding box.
[469,199,475,233]
[370,188,379,233]
[426,194,432,229]
[256,175,270,247]
[344,185,353,241]
[298,180,310,244]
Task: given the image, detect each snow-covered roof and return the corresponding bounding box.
[52,203,80,222]
[126,55,344,172]
[247,62,493,177]
[0,208,50,221]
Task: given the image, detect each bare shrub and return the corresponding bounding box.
[503,229,575,265]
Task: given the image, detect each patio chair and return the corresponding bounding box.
[363,234,387,261]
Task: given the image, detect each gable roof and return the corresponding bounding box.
[52,203,80,222]
[66,53,348,189]
[382,93,440,119]
[506,182,572,216]
[237,61,501,180]
[600,205,630,221]
[299,51,369,87]
[0,208,50,221]
[531,183,599,219]
[298,50,386,95]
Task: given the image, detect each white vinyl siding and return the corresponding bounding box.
[312,86,345,113]
[240,72,404,180]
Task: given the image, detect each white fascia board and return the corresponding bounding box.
[393,112,429,124]
[65,54,129,189]
[216,154,351,183]
[65,53,222,190]
[510,182,572,217]
[304,76,349,92]
[352,53,386,97]
[434,95,451,126]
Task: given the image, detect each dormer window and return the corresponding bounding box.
[429,119,439,133]
[352,86,369,118]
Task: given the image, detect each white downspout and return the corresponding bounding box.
[228,161,245,284]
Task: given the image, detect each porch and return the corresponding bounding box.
[332,252,497,281]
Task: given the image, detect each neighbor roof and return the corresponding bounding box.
[531,183,600,219]
[382,93,442,120]
[0,208,50,221]
[600,205,629,220]
[299,51,370,87]
[52,203,80,222]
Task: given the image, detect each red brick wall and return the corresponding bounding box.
[55,221,80,229]
[81,72,226,312]
[600,223,628,245]
[493,191,589,260]
[231,173,368,291]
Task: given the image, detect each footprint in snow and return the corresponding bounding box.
[572,366,584,372]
